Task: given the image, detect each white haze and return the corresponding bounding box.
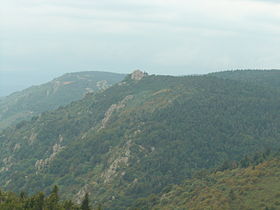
[1,0,280,95]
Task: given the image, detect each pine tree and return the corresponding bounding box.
[81,193,90,210]
[33,192,44,210]
[20,191,27,200]
[51,185,59,203]
[97,204,102,210]
[46,185,59,210]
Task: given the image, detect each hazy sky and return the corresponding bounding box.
[1,0,280,95]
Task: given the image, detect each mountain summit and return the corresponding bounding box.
[130,70,147,80]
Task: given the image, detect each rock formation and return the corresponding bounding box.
[131,70,147,81]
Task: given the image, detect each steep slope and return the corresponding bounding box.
[1,71,280,209]
[0,71,125,130]
[151,152,280,210]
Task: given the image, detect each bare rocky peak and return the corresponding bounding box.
[131,70,147,81]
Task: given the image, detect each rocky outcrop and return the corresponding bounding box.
[102,140,132,183]
[131,70,147,81]
[100,95,133,130]
[28,131,38,145]
[35,143,65,172]
[96,80,109,90]
[74,184,90,204]
[1,156,13,173]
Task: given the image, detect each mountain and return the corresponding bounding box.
[1,70,280,209]
[210,69,280,89]
[150,151,280,210]
[0,71,125,130]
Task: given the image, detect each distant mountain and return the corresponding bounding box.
[1,70,280,209]
[0,71,126,130]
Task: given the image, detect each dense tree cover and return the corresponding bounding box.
[148,150,280,210]
[1,150,279,210]
[0,185,98,210]
[0,71,125,130]
[1,70,280,209]
[210,69,280,89]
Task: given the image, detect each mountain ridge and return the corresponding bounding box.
[1,70,280,209]
[0,71,125,130]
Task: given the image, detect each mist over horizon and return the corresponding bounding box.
[1,68,280,97]
[1,0,280,97]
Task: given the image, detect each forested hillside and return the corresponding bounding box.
[210,70,280,88]
[0,185,99,210]
[0,71,125,130]
[0,70,280,209]
[150,150,280,210]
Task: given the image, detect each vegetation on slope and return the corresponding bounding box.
[1,70,280,209]
[210,69,280,89]
[0,71,125,130]
[150,150,280,210]
[0,185,100,210]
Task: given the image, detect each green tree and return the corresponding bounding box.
[63,200,75,209]
[46,185,59,210]
[96,204,102,210]
[81,193,90,210]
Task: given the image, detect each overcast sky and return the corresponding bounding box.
[1,0,280,95]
